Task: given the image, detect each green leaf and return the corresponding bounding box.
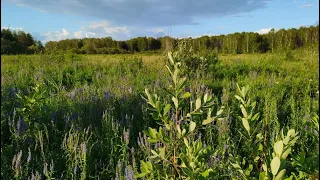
[181,128,186,135]
[262,164,267,172]
[135,173,148,178]
[275,169,286,180]
[145,88,154,105]
[146,162,153,171]
[168,52,174,65]
[159,148,165,159]
[259,172,267,180]
[235,95,244,104]
[251,113,260,121]
[163,104,171,115]
[242,118,250,134]
[240,105,248,118]
[155,101,160,110]
[196,98,201,110]
[287,129,296,137]
[178,77,187,89]
[281,148,291,159]
[216,107,224,116]
[201,169,213,177]
[176,124,181,137]
[149,128,157,139]
[181,92,191,99]
[203,93,208,102]
[146,138,158,143]
[165,65,173,76]
[183,137,189,147]
[258,143,263,151]
[189,121,196,133]
[151,150,159,156]
[172,97,178,109]
[271,157,281,176]
[274,140,284,157]
[202,117,214,125]
[172,69,179,84]
[231,163,244,174]
[140,161,149,173]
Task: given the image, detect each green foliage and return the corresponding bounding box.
[1,29,43,55]
[136,52,224,179]
[0,49,318,179]
[173,39,220,77]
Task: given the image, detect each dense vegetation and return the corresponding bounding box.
[1,25,318,55]
[1,28,44,55]
[1,33,319,179]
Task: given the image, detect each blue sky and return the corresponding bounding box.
[1,0,319,43]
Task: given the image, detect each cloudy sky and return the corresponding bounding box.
[1,0,319,43]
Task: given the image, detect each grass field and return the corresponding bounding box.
[1,50,319,179]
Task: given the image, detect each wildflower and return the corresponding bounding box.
[67,91,76,100]
[74,165,78,174]
[66,115,70,124]
[137,138,141,146]
[35,74,39,81]
[125,165,134,180]
[224,150,229,159]
[12,154,17,168]
[74,144,77,152]
[8,118,12,126]
[50,160,54,172]
[185,86,191,92]
[213,154,222,166]
[22,119,28,132]
[16,118,22,135]
[51,112,56,123]
[27,148,32,163]
[117,160,122,171]
[104,91,110,99]
[123,128,130,144]
[43,162,48,175]
[224,144,229,150]
[16,150,22,170]
[72,112,78,120]
[81,143,87,154]
[218,127,223,134]
[35,171,41,180]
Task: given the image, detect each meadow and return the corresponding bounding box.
[1,48,319,179]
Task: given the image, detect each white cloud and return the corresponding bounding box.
[41,21,131,43]
[80,20,130,37]
[72,30,96,39]
[73,30,83,39]
[1,26,24,31]
[299,3,313,8]
[255,28,277,34]
[42,28,72,42]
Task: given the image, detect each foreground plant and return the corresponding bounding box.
[135,52,224,179]
[231,85,300,179]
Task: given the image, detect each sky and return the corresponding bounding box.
[1,0,319,44]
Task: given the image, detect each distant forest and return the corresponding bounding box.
[1,25,319,55]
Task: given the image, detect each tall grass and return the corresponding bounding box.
[1,49,318,179]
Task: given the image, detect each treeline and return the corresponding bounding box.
[45,25,319,54]
[1,29,44,55]
[1,25,318,55]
